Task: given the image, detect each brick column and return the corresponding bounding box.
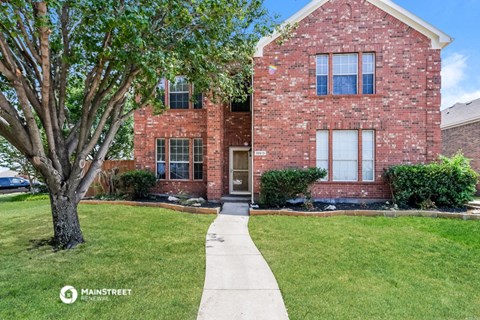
[425,50,442,161]
[206,101,224,201]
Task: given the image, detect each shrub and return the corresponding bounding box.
[384,154,479,208]
[117,170,157,200]
[260,167,327,207]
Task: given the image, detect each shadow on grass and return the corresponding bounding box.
[28,238,56,251]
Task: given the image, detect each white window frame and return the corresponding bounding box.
[156,138,166,180]
[333,53,358,95]
[316,130,329,180]
[193,138,203,180]
[332,130,358,182]
[169,76,190,109]
[362,53,375,94]
[169,138,190,180]
[362,130,375,182]
[316,55,329,95]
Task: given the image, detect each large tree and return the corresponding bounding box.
[0,0,274,248]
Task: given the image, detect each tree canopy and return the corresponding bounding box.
[0,0,275,248]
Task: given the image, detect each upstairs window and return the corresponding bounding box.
[333,54,358,95]
[362,53,375,94]
[160,77,204,109]
[169,76,190,109]
[316,55,328,96]
[231,80,252,112]
[158,78,166,106]
[193,92,203,109]
[316,53,375,96]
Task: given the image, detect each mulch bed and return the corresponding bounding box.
[258,202,468,213]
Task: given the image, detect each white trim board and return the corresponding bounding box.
[254,0,453,57]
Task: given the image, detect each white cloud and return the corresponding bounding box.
[441,53,480,109]
[441,53,467,90]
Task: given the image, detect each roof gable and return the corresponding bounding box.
[254,0,453,57]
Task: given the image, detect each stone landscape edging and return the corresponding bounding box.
[81,200,220,215]
[249,208,480,220]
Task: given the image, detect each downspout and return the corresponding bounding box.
[251,62,255,204]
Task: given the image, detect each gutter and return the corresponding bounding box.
[441,117,480,130]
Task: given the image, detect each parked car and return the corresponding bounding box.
[0,177,31,192]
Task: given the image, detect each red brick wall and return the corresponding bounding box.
[134,107,208,197]
[442,122,480,194]
[134,0,444,202]
[252,0,442,200]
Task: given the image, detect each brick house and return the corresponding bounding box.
[134,0,452,202]
[441,98,480,194]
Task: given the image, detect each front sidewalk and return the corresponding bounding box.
[197,203,289,320]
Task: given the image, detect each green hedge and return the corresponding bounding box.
[117,170,157,200]
[384,154,479,208]
[260,167,327,207]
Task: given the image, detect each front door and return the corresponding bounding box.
[229,148,251,194]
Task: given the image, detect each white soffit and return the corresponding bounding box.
[254,0,453,57]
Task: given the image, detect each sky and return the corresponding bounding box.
[264,0,480,110]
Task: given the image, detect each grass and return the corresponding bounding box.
[0,192,50,202]
[0,195,214,320]
[249,215,480,320]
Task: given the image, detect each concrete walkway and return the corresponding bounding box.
[197,203,289,320]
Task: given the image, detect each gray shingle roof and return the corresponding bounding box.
[441,98,480,129]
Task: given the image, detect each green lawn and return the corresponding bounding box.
[0,195,214,320]
[250,215,480,320]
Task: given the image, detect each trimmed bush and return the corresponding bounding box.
[384,154,479,208]
[260,167,327,207]
[117,170,157,200]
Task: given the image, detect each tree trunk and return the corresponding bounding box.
[50,194,84,249]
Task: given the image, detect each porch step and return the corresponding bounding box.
[221,195,251,204]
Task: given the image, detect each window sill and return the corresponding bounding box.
[315,94,382,99]
[166,108,205,111]
[318,181,382,185]
[157,179,205,182]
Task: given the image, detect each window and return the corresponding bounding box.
[158,78,166,105]
[169,76,189,109]
[193,139,203,180]
[316,52,375,95]
[170,139,190,179]
[333,130,358,181]
[194,93,203,109]
[231,80,251,112]
[316,55,329,96]
[362,130,375,181]
[316,130,376,182]
[362,53,375,94]
[156,139,166,179]
[316,130,329,180]
[333,54,358,95]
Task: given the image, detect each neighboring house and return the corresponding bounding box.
[441,98,480,194]
[134,0,452,202]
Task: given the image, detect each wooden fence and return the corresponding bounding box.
[84,160,135,197]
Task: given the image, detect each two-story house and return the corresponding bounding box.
[134,0,452,203]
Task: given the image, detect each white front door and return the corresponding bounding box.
[229,147,251,195]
